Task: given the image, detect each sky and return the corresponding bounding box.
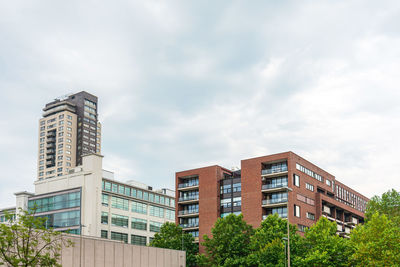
[1,0,400,207]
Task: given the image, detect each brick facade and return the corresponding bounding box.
[176,151,369,251]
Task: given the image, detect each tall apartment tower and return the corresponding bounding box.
[176,152,369,252]
[37,91,101,180]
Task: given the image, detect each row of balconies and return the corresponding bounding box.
[179,223,199,229]
[178,195,199,202]
[178,181,199,189]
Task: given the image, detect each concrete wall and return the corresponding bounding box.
[62,235,186,267]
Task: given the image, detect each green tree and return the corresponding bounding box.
[246,214,300,267]
[149,222,198,267]
[349,212,400,266]
[0,209,72,267]
[293,217,351,267]
[200,214,254,267]
[365,189,400,223]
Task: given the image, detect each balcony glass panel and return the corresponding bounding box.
[262,162,288,175]
[178,177,199,188]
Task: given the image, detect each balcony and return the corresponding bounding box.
[46,160,54,166]
[46,149,55,154]
[262,183,289,193]
[178,181,199,191]
[180,223,199,230]
[178,210,199,217]
[46,143,55,149]
[178,195,199,203]
[262,198,288,207]
[261,166,288,177]
[46,155,55,160]
[47,132,56,137]
[47,138,56,143]
[262,213,287,220]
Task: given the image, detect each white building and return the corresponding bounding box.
[1,153,176,246]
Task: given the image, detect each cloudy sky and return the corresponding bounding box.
[1,0,400,207]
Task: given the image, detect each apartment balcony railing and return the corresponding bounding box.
[47,138,56,143]
[47,132,56,137]
[179,210,199,215]
[262,183,288,190]
[178,181,199,189]
[261,166,288,175]
[180,223,199,229]
[46,160,54,166]
[46,149,55,154]
[46,143,55,149]
[178,195,199,202]
[46,155,55,160]
[262,198,288,205]
[263,214,287,220]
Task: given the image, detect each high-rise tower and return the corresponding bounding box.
[37,91,101,180]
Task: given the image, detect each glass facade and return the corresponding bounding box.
[39,210,80,228]
[28,191,80,213]
[102,179,175,208]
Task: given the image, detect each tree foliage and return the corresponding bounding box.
[349,212,400,266]
[200,214,254,267]
[365,189,400,223]
[293,217,351,267]
[246,214,300,267]
[0,209,72,267]
[149,222,198,267]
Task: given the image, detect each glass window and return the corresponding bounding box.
[165,198,170,206]
[149,206,164,218]
[131,218,147,230]
[38,210,80,229]
[233,183,241,192]
[143,192,148,201]
[104,181,111,191]
[111,196,129,211]
[155,195,160,203]
[111,214,129,228]
[112,183,118,193]
[111,232,128,243]
[306,212,315,220]
[149,221,162,232]
[160,196,165,205]
[294,174,300,187]
[131,188,137,198]
[28,191,80,213]
[124,187,131,196]
[132,201,147,214]
[294,205,301,218]
[165,209,175,220]
[101,230,108,239]
[102,194,109,206]
[137,190,143,199]
[131,235,147,246]
[119,185,125,195]
[101,212,108,224]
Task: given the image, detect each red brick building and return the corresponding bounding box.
[175,152,369,251]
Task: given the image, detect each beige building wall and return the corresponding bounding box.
[34,154,175,245]
[38,110,77,180]
[96,121,102,154]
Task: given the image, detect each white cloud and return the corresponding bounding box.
[1,0,400,207]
